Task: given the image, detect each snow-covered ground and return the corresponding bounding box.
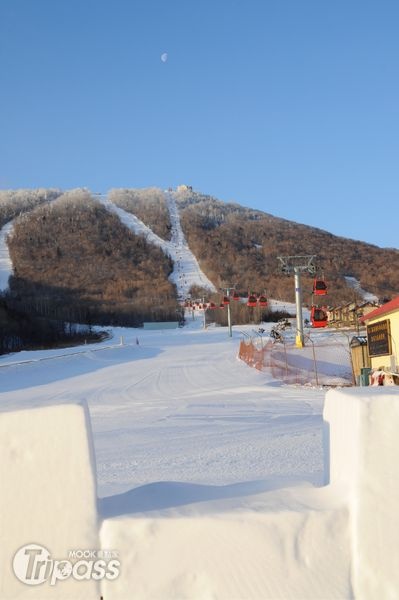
[0,318,325,498]
[0,317,333,599]
[4,317,398,598]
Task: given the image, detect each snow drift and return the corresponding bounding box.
[2,378,399,598]
[0,400,99,599]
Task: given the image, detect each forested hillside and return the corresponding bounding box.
[1,185,398,350]
[6,189,180,327]
[175,188,399,305]
[0,188,62,228]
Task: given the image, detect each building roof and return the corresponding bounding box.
[349,301,378,313]
[360,295,399,323]
[350,336,368,347]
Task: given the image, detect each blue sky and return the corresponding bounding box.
[1,0,398,248]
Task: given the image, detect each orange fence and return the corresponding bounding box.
[239,336,353,386]
[238,339,273,371]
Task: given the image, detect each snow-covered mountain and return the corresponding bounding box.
[1,186,398,324]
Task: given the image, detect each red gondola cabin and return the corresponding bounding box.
[313,278,328,296]
[247,294,257,307]
[310,306,328,328]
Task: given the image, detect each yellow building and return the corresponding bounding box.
[361,296,399,379]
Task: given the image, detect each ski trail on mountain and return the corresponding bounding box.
[343,276,379,303]
[97,195,169,249]
[98,192,216,300]
[0,222,14,291]
[164,191,217,299]
[0,194,64,292]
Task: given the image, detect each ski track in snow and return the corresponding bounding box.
[0,321,325,499]
[97,191,216,299]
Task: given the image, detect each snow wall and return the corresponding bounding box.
[1,388,399,598]
[324,387,399,599]
[0,401,100,599]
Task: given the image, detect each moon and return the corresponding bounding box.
[161,52,168,63]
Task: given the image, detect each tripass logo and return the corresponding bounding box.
[13,543,120,586]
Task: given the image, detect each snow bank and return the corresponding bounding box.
[324,387,399,600]
[2,352,399,598]
[0,400,100,599]
[99,386,399,599]
[100,500,351,600]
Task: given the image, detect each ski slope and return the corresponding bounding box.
[0,221,14,291]
[165,191,217,298]
[97,191,216,299]
[1,318,361,598]
[0,318,325,499]
[344,276,379,302]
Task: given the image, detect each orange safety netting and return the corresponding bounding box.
[238,339,352,386]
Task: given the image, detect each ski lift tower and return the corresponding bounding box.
[277,255,316,348]
[220,284,237,338]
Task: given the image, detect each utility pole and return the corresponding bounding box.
[220,285,236,338]
[277,256,316,348]
[199,297,206,330]
[294,267,304,346]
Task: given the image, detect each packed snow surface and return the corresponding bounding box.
[0,318,325,498]
[0,318,344,598]
[3,319,399,598]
